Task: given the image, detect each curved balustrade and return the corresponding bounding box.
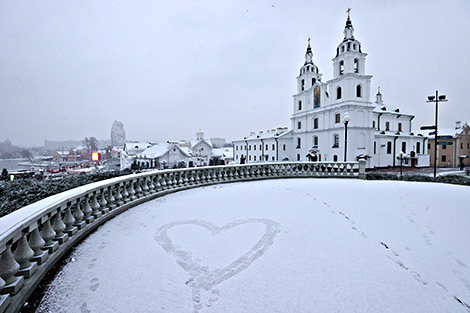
[0,160,365,313]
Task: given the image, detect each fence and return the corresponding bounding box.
[0,160,365,313]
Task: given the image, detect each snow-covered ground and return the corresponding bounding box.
[37,179,470,313]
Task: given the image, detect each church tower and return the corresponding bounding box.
[329,12,372,105]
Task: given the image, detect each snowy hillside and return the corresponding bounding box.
[37,179,470,312]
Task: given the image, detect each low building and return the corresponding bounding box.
[427,122,470,168]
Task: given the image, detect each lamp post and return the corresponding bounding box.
[426,91,447,178]
[396,151,407,177]
[343,113,351,162]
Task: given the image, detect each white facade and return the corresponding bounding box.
[234,15,429,168]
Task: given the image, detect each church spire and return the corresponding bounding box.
[304,38,313,65]
[343,8,355,40]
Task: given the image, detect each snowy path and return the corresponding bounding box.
[37,179,470,312]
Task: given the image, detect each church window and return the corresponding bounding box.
[297,154,301,161]
[272,144,275,150]
[417,142,421,154]
[272,156,275,161]
[314,118,319,129]
[335,114,341,124]
[374,141,377,154]
[298,101,302,110]
[387,141,392,154]
[283,144,286,150]
[385,122,390,131]
[260,144,262,150]
[297,138,301,148]
[312,78,316,85]
[333,155,338,162]
[339,61,344,75]
[342,46,345,52]
[254,156,256,161]
[398,123,402,132]
[356,84,362,97]
[298,121,302,129]
[306,66,309,71]
[254,145,256,150]
[313,136,318,146]
[333,134,339,147]
[347,43,350,51]
[353,44,356,50]
[249,155,252,161]
[249,145,251,150]
[402,142,406,153]
[266,144,268,150]
[336,87,342,99]
[372,121,376,128]
[301,79,305,91]
[354,59,359,73]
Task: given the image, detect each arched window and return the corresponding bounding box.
[372,121,376,128]
[336,87,342,99]
[298,121,302,129]
[312,78,316,85]
[354,59,359,73]
[297,138,301,148]
[387,141,392,154]
[301,79,305,91]
[417,142,421,154]
[333,134,339,147]
[298,101,302,110]
[335,114,341,124]
[297,154,301,161]
[314,118,319,129]
[333,155,338,162]
[385,122,390,131]
[339,61,344,75]
[398,123,402,132]
[313,136,318,146]
[356,84,362,97]
[402,142,406,153]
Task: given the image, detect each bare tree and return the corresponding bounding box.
[83,137,98,154]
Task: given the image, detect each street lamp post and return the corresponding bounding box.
[396,151,407,177]
[426,91,447,178]
[343,113,350,162]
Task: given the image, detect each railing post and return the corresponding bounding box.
[29,227,48,264]
[358,159,366,179]
[0,243,24,295]
[14,231,37,278]
[53,208,68,244]
[73,199,86,230]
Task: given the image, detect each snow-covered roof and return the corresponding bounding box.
[190,139,213,149]
[124,142,152,153]
[139,144,168,158]
[242,128,292,141]
[373,102,412,117]
[421,123,469,138]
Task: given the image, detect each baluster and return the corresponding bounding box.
[29,227,48,264]
[129,179,136,200]
[159,174,166,190]
[122,181,130,202]
[155,175,162,191]
[217,168,223,181]
[168,174,175,188]
[53,208,68,244]
[73,199,86,229]
[136,178,144,196]
[188,171,194,185]
[177,172,184,186]
[90,191,102,218]
[82,195,94,224]
[99,188,109,214]
[142,177,150,195]
[148,177,156,193]
[114,183,123,206]
[201,170,207,182]
[107,185,116,208]
[41,217,58,253]
[14,231,37,278]
[63,202,77,236]
[0,243,24,295]
[194,170,201,184]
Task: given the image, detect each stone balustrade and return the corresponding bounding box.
[0,160,365,313]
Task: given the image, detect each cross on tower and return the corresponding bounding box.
[346,7,351,18]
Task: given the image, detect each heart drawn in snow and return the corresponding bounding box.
[155,218,281,311]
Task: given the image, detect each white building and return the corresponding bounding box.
[234,14,429,168]
[111,120,126,147]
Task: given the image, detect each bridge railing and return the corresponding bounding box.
[0,160,365,313]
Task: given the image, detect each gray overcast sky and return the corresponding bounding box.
[1,0,469,147]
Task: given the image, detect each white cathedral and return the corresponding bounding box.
[233,15,429,169]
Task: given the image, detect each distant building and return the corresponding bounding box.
[0,139,12,153]
[111,120,126,146]
[427,122,470,168]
